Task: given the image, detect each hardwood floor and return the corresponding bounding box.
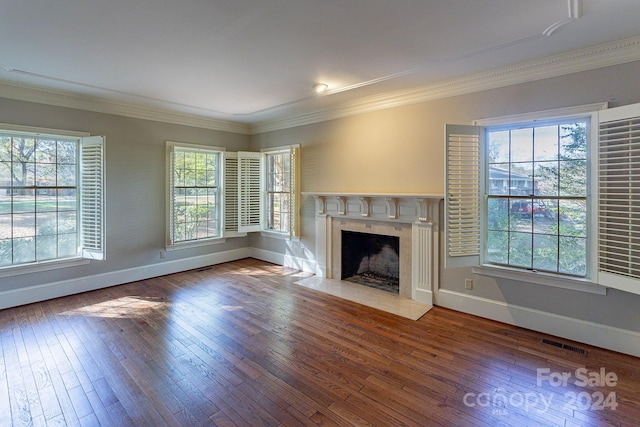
[1,258,638,426]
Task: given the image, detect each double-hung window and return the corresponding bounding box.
[264,146,299,236]
[167,142,222,246]
[0,125,105,272]
[446,102,640,294]
[445,105,600,289]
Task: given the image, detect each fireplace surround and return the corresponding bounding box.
[304,192,443,306]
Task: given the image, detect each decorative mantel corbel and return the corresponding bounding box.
[337,196,347,215]
[386,197,398,219]
[358,196,371,217]
[313,195,326,214]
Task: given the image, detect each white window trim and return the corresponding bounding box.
[165,141,225,248]
[451,103,608,293]
[0,258,90,278]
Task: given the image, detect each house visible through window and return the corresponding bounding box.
[0,128,105,269]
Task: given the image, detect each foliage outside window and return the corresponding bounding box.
[169,145,221,244]
[486,121,588,276]
[265,150,291,233]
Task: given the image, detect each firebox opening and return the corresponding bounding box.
[341,230,400,294]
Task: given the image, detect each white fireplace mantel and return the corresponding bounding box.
[303,192,443,307]
[302,192,443,224]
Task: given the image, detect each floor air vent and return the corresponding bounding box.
[542,339,587,355]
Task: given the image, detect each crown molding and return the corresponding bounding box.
[0,80,252,135]
[1,34,640,136]
[251,34,640,134]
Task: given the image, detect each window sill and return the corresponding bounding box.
[0,258,91,278]
[472,265,607,295]
[166,237,226,251]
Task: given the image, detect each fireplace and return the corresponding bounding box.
[305,192,443,306]
[341,231,400,293]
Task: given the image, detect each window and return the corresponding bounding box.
[0,126,105,271]
[167,143,222,245]
[486,121,588,276]
[262,145,300,238]
[445,104,602,287]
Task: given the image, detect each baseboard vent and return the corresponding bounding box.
[542,338,587,355]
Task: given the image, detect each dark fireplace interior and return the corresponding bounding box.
[341,230,400,293]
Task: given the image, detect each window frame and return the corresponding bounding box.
[445,103,607,294]
[166,141,225,249]
[0,123,105,277]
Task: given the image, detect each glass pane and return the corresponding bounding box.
[13,162,35,186]
[560,123,587,160]
[0,161,10,183]
[488,164,509,195]
[488,130,510,163]
[36,235,57,260]
[12,138,36,163]
[0,214,11,238]
[57,141,76,164]
[487,230,508,264]
[534,161,558,196]
[13,191,35,213]
[57,164,76,186]
[36,139,57,163]
[36,190,57,212]
[533,126,559,161]
[487,198,509,231]
[59,211,77,234]
[559,160,586,197]
[559,200,586,237]
[0,239,11,266]
[0,137,10,160]
[510,128,533,162]
[35,163,56,186]
[509,199,532,232]
[510,162,533,196]
[36,212,57,236]
[13,213,35,237]
[533,233,558,272]
[58,233,77,258]
[14,237,36,264]
[59,191,77,211]
[509,232,532,269]
[559,236,586,276]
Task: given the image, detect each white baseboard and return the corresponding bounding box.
[0,248,251,310]
[250,248,319,275]
[435,289,640,358]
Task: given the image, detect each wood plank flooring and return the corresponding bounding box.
[1,258,638,426]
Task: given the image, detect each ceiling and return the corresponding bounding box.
[1,0,640,133]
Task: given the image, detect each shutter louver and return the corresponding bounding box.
[80,135,105,260]
[238,151,262,232]
[598,106,640,294]
[445,125,482,268]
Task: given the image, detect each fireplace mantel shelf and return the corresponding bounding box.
[302,192,442,223]
[302,192,443,199]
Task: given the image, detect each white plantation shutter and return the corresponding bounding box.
[222,152,242,236]
[80,135,105,260]
[238,151,263,232]
[445,124,483,268]
[289,145,300,238]
[598,104,640,294]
